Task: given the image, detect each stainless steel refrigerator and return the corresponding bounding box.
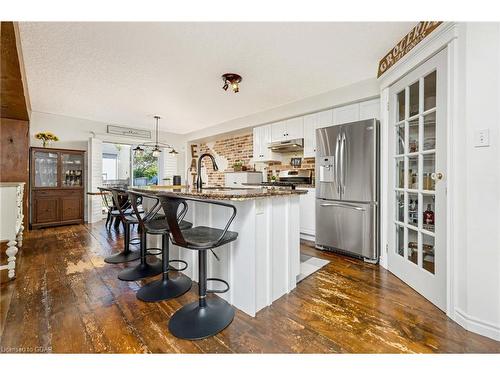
[315,119,379,262]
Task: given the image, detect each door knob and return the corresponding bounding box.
[431,172,444,181]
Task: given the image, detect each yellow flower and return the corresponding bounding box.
[35,131,59,142]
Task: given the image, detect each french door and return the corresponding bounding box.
[388,49,447,311]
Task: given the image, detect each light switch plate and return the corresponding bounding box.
[474,129,490,147]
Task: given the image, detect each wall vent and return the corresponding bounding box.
[107,125,151,140]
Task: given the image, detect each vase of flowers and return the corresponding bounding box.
[35,132,59,148]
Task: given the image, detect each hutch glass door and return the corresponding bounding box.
[33,150,58,188]
[61,152,84,187]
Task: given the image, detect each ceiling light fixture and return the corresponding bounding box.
[222,73,242,93]
[133,115,177,157]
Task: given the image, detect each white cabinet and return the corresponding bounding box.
[225,172,263,187]
[304,109,333,158]
[299,188,316,239]
[253,125,279,162]
[359,98,380,120]
[254,99,380,163]
[332,99,380,126]
[303,113,319,158]
[333,103,360,125]
[271,121,287,142]
[317,109,334,128]
[285,117,304,139]
[270,117,304,142]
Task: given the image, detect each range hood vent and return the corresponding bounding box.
[268,138,304,153]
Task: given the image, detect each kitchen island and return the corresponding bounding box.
[131,186,307,317]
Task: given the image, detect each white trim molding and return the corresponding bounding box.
[455,308,500,342]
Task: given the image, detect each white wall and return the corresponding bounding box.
[457,22,500,339]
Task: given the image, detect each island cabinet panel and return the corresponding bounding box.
[161,194,301,317]
[30,147,85,229]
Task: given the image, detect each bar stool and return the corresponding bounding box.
[98,187,119,230]
[113,188,165,281]
[127,191,193,302]
[103,188,141,264]
[158,192,238,340]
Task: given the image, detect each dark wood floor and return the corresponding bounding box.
[1,222,499,353]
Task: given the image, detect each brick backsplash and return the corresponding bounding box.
[198,133,254,186]
[197,132,315,186]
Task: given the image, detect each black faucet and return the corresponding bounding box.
[196,153,219,191]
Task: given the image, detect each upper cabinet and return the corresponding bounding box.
[253,124,279,162]
[333,103,360,125]
[359,98,380,120]
[303,113,319,158]
[253,98,380,162]
[316,109,334,128]
[332,99,381,125]
[285,117,304,139]
[270,117,304,142]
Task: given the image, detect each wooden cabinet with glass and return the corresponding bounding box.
[30,147,85,229]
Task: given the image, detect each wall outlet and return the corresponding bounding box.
[474,129,490,147]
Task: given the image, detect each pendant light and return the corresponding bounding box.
[133,145,144,156]
[133,115,176,157]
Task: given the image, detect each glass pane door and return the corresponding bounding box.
[393,70,437,274]
[61,153,84,187]
[387,48,447,311]
[34,151,58,187]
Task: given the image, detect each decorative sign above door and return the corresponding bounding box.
[377,21,442,78]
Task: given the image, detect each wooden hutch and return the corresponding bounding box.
[30,147,85,229]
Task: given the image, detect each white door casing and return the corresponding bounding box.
[387,48,448,311]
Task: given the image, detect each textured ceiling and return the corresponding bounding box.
[19,22,413,134]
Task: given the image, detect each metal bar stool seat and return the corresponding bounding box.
[158,192,238,340]
[177,226,238,249]
[126,191,193,302]
[144,218,191,234]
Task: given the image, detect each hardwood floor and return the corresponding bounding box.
[1,222,499,353]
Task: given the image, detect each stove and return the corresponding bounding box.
[261,170,313,190]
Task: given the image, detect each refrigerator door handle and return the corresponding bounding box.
[335,133,341,194]
[319,202,366,211]
[340,131,346,195]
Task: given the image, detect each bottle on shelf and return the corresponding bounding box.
[424,204,435,225]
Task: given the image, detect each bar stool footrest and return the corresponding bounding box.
[168,259,188,272]
[129,237,141,245]
[146,247,162,256]
[206,278,230,294]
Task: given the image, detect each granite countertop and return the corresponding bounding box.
[130,185,307,201]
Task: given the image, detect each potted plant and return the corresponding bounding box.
[34,131,59,148]
[232,160,243,172]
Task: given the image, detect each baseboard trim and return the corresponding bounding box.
[454,308,500,342]
[300,233,315,242]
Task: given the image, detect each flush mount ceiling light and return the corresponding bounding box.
[222,73,242,93]
[133,115,177,157]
